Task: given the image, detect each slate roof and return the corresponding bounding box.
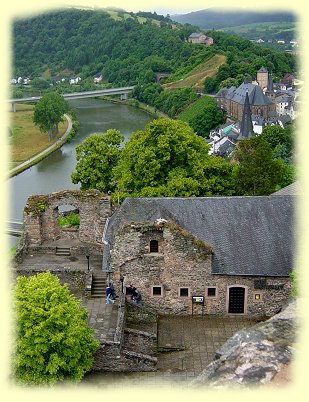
[271,182,301,196]
[231,83,273,106]
[216,139,236,156]
[258,66,268,73]
[105,196,295,277]
[189,32,205,38]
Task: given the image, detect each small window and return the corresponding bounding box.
[150,240,159,253]
[152,286,162,296]
[179,288,189,297]
[207,287,217,297]
[254,293,263,302]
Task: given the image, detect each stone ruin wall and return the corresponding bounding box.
[23,190,111,247]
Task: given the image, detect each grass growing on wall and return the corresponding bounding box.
[58,213,80,229]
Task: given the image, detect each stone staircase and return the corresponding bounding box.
[55,246,71,256]
[91,273,107,298]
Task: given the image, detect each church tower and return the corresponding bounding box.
[257,66,268,90]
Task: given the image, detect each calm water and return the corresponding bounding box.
[8,98,154,246]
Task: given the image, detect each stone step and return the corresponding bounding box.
[92,279,106,284]
[55,247,71,256]
[91,290,105,295]
[91,275,107,297]
[92,286,105,292]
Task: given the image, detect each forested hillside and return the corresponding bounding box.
[12,8,297,121]
[13,8,296,82]
[12,8,203,82]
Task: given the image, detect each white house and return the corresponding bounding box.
[93,73,102,83]
[69,76,81,85]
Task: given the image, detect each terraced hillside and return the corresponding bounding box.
[163,54,226,91]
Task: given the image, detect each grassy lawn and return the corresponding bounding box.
[163,54,226,91]
[8,104,68,163]
[177,95,217,121]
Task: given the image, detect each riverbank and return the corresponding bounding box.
[8,97,162,179]
[8,113,74,178]
[98,96,170,119]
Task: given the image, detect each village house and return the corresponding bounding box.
[93,73,102,83]
[51,76,66,85]
[188,32,213,45]
[10,76,30,85]
[69,76,81,85]
[208,110,291,156]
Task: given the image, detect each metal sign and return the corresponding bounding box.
[192,296,204,304]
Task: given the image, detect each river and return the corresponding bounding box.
[8,98,154,246]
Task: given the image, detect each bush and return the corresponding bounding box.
[12,272,100,385]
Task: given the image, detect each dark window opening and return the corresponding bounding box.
[207,287,216,297]
[150,240,159,253]
[152,286,162,296]
[180,288,189,297]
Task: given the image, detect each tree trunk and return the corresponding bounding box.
[48,129,55,141]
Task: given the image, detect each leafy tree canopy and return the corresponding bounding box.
[260,123,294,163]
[12,272,100,385]
[178,96,226,137]
[233,136,284,195]
[33,92,69,141]
[71,129,124,192]
[112,119,235,201]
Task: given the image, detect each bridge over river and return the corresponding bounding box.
[9,86,134,112]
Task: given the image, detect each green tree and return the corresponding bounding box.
[12,272,100,385]
[203,76,218,93]
[31,77,51,90]
[112,119,234,201]
[33,92,69,141]
[233,136,284,195]
[261,123,294,163]
[71,129,124,193]
[187,103,225,137]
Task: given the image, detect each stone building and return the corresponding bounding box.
[215,78,276,121]
[256,66,269,90]
[104,195,295,318]
[19,189,295,319]
[188,32,213,45]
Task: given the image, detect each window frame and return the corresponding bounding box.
[206,286,218,298]
[179,287,190,297]
[152,285,163,297]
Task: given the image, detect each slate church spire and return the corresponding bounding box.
[267,71,273,92]
[239,91,254,139]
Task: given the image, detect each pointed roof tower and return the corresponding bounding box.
[239,91,254,139]
[267,72,274,92]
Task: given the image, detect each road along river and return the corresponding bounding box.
[8,98,154,246]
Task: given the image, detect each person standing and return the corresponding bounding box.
[106,284,114,304]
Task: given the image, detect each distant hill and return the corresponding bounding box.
[171,8,296,30]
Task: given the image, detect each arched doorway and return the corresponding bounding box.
[228,286,246,314]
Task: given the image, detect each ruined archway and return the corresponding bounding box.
[23,190,111,246]
[56,204,80,239]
